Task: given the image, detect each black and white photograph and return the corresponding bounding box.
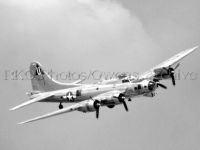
[0,0,200,150]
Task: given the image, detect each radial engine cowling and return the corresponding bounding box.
[77,100,100,113]
[148,81,156,91]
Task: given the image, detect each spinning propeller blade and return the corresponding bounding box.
[93,100,101,119]
[122,100,128,112]
[96,103,100,119]
[169,68,175,86]
[174,63,180,70]
[157,83,167,89]
[118,94,128,112]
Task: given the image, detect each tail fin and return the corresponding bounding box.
[30,61,80,92]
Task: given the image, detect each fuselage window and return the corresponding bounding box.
[122,79,129,83]
[76,90,82,96]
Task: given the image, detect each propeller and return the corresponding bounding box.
[168,67,175,86]
[174,63,180,70]
[157,83,167,89]
[168,63,180,86]
[152,79,167,90]
[90,97,101,119]
[122,100,128,112]
[93,100,101,119]
[118,94,128,112]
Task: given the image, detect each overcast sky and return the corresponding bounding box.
[0,0,200,150]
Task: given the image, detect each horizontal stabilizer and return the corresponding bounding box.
[10,93,53,111]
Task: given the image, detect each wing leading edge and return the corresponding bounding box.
[17,102,84,124]
[139,46,198,80]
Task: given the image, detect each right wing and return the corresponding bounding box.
[98,73,137,85]
[139,46,198,80]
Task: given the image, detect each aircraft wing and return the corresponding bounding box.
[71,79,84,84]
[17,101,87,124]
[139,46,198,80]
[93,90,121,100]
[18,90,124,124]
[10,92,54,111]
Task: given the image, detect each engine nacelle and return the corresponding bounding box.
[154,67,171,80]
[107,105,115,109]
[130,80,157,93]
[77,100,99,113]
[143,92,155,97]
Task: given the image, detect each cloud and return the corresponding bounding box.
[1,0,59,10]
[0,0,157,70]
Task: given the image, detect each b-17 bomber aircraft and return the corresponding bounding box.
[10,61,131,110]
[10,46,198,124]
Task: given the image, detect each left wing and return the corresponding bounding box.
[139,46,198,80]
[93,90,121,101]
[18,101,87,124]
[18,90,127,124]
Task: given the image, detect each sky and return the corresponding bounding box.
[0,0,200,150]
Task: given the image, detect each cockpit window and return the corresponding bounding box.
[122,79,130,83]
